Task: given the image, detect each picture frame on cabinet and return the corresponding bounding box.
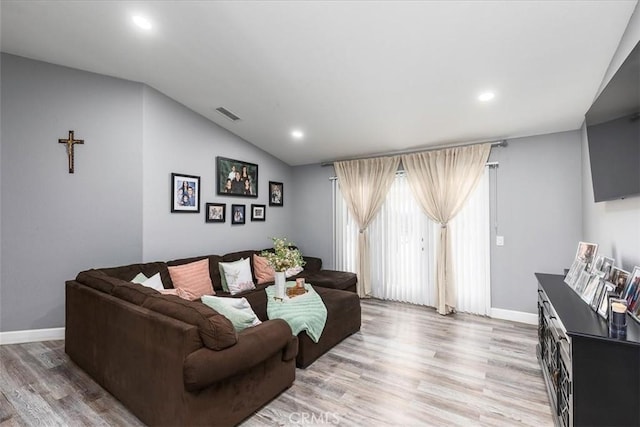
[575,270,592,295]
[565,259,586,288]
[597,285,616,319]
[582,273,603,305]
[171,173,200,213]
[623,266,640,312]
[574,241,598,271]
[591,280,607,311]
[591,255,615,280]
[609,267,630,295]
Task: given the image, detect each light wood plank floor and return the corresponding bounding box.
[1,299,553,426]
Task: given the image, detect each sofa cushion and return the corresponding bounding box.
[296,270,357,292]
[183,319,294,391]
[201,295,261,332]
[131,272,148,284]
[142,295,237,351]
[167,254,224,291]
[220,258,256,295]
[168,258,215,299]
[112,282,159,305]
[143,273,165,291]
[253,254,275,285]
[100,262,171,289]
[76,270,120,294]
[131,272,165,291]
[302,256,322,272]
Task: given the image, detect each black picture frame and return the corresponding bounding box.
[205,203,226,223]
[269,181,283,206]
[171,173,200,213]
[251,204,266,221]
[231,204,246,225]
[216,156,258,198]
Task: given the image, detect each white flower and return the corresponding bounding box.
[261,237,305,272]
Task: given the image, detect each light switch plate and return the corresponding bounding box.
[496,236,505,246]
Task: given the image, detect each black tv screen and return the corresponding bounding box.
[586,41,640,203]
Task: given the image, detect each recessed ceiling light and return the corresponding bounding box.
[478,92,495,102]
[291,130,304,140]
[132,15,152,30]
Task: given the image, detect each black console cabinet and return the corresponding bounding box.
[536,273,640,427]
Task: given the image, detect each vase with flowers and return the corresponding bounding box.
[261,237,305,299]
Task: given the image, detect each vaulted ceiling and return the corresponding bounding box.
[1,1,637,165]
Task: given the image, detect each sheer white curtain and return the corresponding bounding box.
[334,169,491,315]
[334,157,400,297]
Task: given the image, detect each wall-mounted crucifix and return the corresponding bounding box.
[58,130,84,173]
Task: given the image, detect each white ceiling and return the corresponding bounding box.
[1,1,637,166]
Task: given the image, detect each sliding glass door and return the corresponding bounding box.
[333,169,491,315]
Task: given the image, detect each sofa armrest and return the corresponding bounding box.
[183,319,296,391]
[302,256,322,272]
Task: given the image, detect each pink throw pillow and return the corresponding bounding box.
[253,254,275,285]
[168,258,215,299]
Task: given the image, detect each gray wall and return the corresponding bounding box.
[0,55,294,332]
[1,54,143,331]
[290,164,336,269]
[488,131,582,313]
[141,87,294,261]
[292,130,583,314]
[581,4,640,271]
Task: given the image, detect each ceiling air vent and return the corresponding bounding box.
[215,107,241,122]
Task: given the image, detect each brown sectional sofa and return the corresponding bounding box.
[65,248,360,426]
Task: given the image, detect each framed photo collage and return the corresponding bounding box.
[170,157,284,224]
[564,241,640,323]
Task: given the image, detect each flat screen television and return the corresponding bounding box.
[585,41,640,203]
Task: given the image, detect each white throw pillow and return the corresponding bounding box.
[131,272,148,284]
[201,295,261,332]
[142,273,165,291]
[221,258,255,295]
[218,258,249,292]
[285,266,304,278]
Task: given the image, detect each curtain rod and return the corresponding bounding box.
[328,161,499,180]
[320,139,507,167]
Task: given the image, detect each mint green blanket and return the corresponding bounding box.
[266,282,327,343]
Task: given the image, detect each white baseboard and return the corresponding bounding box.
[0,327,65,345]
[490,308,537,325]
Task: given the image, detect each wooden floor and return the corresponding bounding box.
[1,299,553,426]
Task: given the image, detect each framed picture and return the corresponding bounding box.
[598,288,617,319]
[609,267,630,295]
[575,241,598,271]
[216,157,258,198]
[624,266,640,312]
[575,270,591,295]
[171,173,200,213]
[582,273,602,304]
[269,181,283,206]
[591,255,615,280]
[251,204,266,221]
[231,204,246,225]
[591,279,607,311]
[565,259,586,289]
[205,203,226,223]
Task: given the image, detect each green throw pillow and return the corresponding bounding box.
[201,295,261,332]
